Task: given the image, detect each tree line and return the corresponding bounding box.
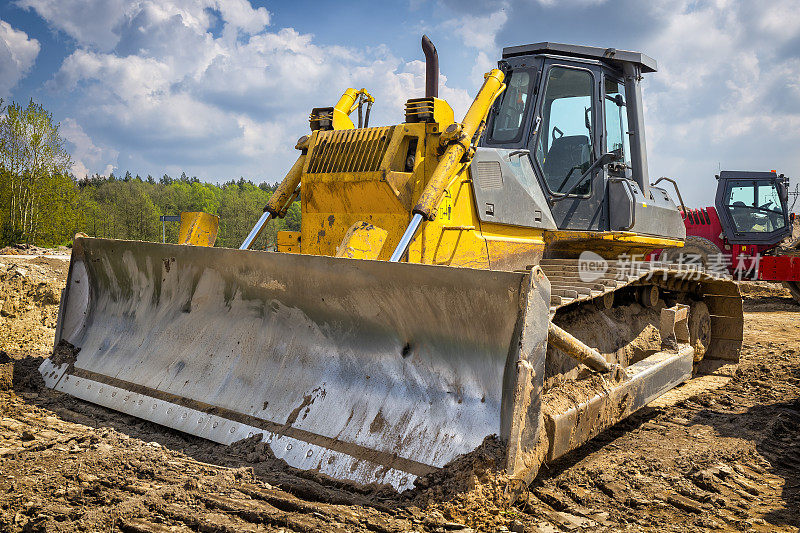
[0,98,298,249]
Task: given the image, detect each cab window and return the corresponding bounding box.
[486,69,533,143]
[724,180,786,233]
[535,67,595,195]
[603,78,630,167]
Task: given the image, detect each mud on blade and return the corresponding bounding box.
[40,237,550,491]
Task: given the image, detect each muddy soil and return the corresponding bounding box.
[0,257,798,532]
[0,244,71,256]
[0,256,67,354]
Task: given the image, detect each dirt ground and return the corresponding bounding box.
[0,256,798,532]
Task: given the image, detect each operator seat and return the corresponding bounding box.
[542,135,591,192]
[730,201,755,232]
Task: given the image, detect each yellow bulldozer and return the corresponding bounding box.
[40,37,742,492]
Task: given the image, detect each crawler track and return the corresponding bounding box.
[540,258,743,362]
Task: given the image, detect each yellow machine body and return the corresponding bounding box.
[275,230,301,253]
[178,212,219,247]
[295,113,679,269]
[298,122,548,269]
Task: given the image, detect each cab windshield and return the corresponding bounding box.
[486,68,534,144]
[723,180,786,233]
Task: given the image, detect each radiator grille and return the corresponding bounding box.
[307,126,394,174]
[475,161,503,189]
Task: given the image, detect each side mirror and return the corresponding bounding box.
[614,94,625,107]
[599,152,618,165]
[776,182,788,203]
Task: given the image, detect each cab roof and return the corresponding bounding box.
[502,42,657,73]
[719,170,778,179]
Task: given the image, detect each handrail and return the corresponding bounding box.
[652,176,687,214]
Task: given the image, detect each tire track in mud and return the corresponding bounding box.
[0,393,415,532]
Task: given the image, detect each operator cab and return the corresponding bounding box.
[715,170,791,245]
[477,43,685,242]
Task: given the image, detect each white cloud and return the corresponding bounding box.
[0,19,40,96]
[441,5,507,91]
[641,0,800,202]
[15,0,270,51]
[535,0,607,5]
[44,1,470,179]
[15,0,127,51]
[470,51,495,88]
[748,0,800,42]
[215,0,270,35]
[442,8,508,51]
[60,118,119,178]
[236,115,285,159]
[55,50,171,100]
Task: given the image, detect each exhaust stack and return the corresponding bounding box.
[422,35,438,98]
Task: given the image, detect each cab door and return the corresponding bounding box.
[529,59,605,230]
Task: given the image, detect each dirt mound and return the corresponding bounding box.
[51,339,80,369]
[0,243,70,256]
[779,215,800,250]
[0,256,68,354]
[401,436,514,530]
[0,350,47,394]
[738,281,792,299]
[13,354,46,393]
[0,351,12,391]
[739,281,798,312]
[228,432,290,466]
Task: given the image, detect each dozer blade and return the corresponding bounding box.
[40,237,551,491]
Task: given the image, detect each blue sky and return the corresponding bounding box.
[1,0,798,205]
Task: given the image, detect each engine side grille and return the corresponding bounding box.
[475,161,503,190]
[307,126,394,174]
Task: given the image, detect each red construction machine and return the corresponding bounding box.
[661,170,800,302]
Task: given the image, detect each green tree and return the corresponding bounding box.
[0,99,72,244]
[284,202,301,231]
